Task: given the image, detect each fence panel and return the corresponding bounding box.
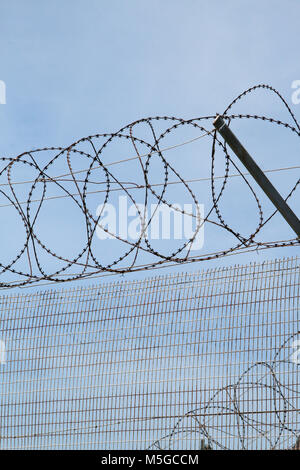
[0,257,299,449]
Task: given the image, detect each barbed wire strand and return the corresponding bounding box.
[0,83,299,288]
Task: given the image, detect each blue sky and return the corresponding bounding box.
[0,2,299,451]
[0,0,299,291]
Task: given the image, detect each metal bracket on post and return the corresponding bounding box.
[213,115,300,239]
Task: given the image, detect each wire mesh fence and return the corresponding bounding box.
[0,256,299,449]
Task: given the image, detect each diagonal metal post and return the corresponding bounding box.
[213,115,300,238]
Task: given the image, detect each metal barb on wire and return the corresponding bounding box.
[0,83,299,288]
[213,115,300,238]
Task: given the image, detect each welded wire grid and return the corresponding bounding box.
[0,256,299,450]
